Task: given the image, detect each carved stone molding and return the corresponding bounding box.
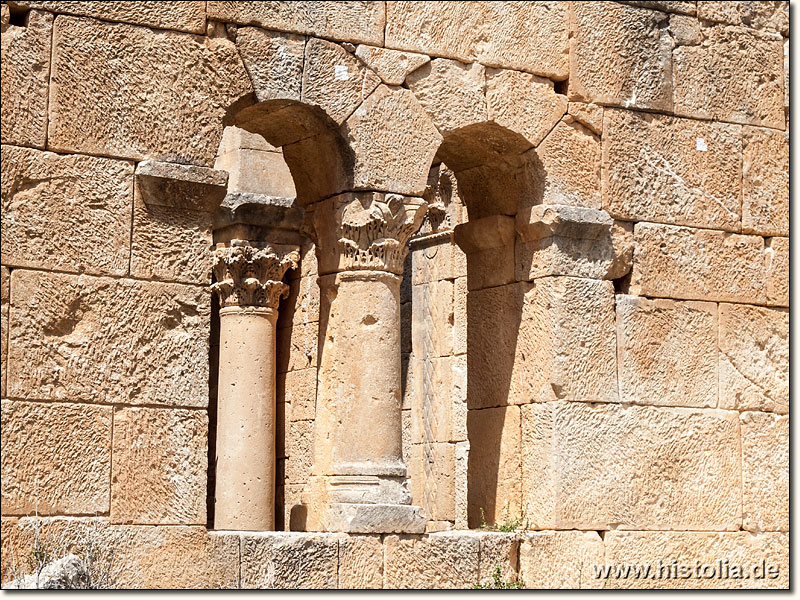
[212,239,299,308]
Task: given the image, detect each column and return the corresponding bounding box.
[296,192,428,533]
[212,239,299,530]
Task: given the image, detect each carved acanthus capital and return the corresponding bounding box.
[212,240,300,308]
[306,192,427,275]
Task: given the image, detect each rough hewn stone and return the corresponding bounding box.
[620,1,696,15]
[277,321,319,374]
[286,419,313,484]
[236,28,304,103]
[603,109,742,230]
[567,102,604,135]
[478,532,518,587]
[412,280,454,360]
[384,533,479,589]
[1,146,132,276]
[742,127,788,236]
[616,295,717,408]
[674,24,784,129]
[355,45,430,85]
[536,119,600,209]
[207,1,386,45]
[7,270,210,407]
[765,237,788,307]
[338,534,383,589]
[411,240,456,285]
[697,1,789,36]
[0,267,7,396]
[521,402,742,530]
[631,223,766,303]
[718,303,788,414]
[1,401,111,516]
[519,531,605,589]
[1,10,52,148]
[240,532,338,589]
[280,367,317,421]
[569,2,672,111]
[111,407,207,525]
[741,411,788,533]
[49,16,252,165]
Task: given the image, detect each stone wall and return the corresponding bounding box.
[0,0,788,589]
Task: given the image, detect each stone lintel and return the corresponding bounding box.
[517,204,613,242]
[135,160,228,212]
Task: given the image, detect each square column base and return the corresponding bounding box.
[292,502,426,533]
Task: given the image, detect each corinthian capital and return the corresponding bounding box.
[212,240,300,308]
[305,192,427,275]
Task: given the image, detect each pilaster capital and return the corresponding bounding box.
[211,240,299,308]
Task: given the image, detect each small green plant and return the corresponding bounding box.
[479,504,530,532]
[475,566,525,590]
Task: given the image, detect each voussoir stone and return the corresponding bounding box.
[1,145,133,276]
[518,530,605,589]
[1,400,112,516]
[111,407,207,525]
[569,2,672,111]
[384,533,480,589]
[603,109,742,231]
[740,411,788,533]
[521,402,742,531]
[240,532,339,589]
[236,28,304,103]
[742,127,788,236]
[49,15,252,165]
[1,9,52,148]
[355,45,430,85]
[7,270,210,407]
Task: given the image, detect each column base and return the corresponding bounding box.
[292,502,426,534]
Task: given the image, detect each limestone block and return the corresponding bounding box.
[355,45,429,85]
[134,161,228,212]
[1,10,51,148]
[416,356,463,444]
[537,119,601,209]
[742,128,788,236]
[412,280,454,360]
[765,237,788,307]
[466,406,521,529]
[385,2,568,79]
[478,532,519,587]
[286,419,313,484]
[674,25,784,129]
[277,321,318,374]
[511,277,618,405]
[1,303,7,397]
[207,1,385,45]
[49,16,252,165]
[8,1,207,33]
[338,534,383,589]
[7,270,210,407]
[240,532,338,589]
[697,1,789,36]
[281,275,320,327]
[454,441,469,530]
[420,442,455,522]
[569,2,672,111]
[280,368,317,421]
[719,303,788,414]
[631,223,766,303]
[235,28,304,103]
[384,532,480,589]
[519,531,605,589]
[411,240,455,285]
[741,411,788,533]
[521,402,742,530]
[670,13,703,45]
[620,1,696,14]
[0,266,8,303]
[1,146,132,276]
[406,59,487,134]
[603,531,788,589]
[486,69,567,146]
[453,277,467,356]
[111,407,207,525]
[567,102,603,135]
[345,85,441,196]
[302,38,380,125]
[602,109,742,231]
[616,295,717,408]
[1,401,111,516]
[454,215,516,291]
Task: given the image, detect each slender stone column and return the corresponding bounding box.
[212,239,299,530]
[297,192,428,533]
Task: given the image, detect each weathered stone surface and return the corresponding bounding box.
[1,269,7,396]
[135,160,228,212]
[1,10,51,148]
[536,119,601,208]
[741,411,788,533]
[385,2,568,79]
[302,38,380,125]
[6,554,89,589]
[620,1,696,15]
[355,45,429,85]
[697,1,789,36]
[7,270,210,407]
[765,237,788,307]
[207,1,385,45]
[603,531,788,589]
[277,321,318,374]
[236,28,304,103]
[453,276,467,356]
[478,532,518,587]
[279,368,317,421]
[674,25,784,129]
[1,401,111,516]
[742,128,788,236]
[49,16,252,165]
[567,102,603,135]
[8,1,207,33]
[719,303,788,414]
[215,144,296,198]
[384,533,480,589]
[338,534,383,589]
[519,531,605,589]
[111,407,206,525]
[631,223,766,303]
[1,146,132,276]
[419,442,455,521]
[345,85,441,195]
[412,280,454,360]
[486,69,567,146]
[286,419,313,484]
[616,295,717,408]
[406,59,486,134]
[521,402,741,530]
[466,406,521,528]
[603,109,742,230]
[454,216,516,290]
[241,532,338,589]
[411,239,456,285]
[281,273,320,327]
[569,2,672,111]
[670,13,703,45]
